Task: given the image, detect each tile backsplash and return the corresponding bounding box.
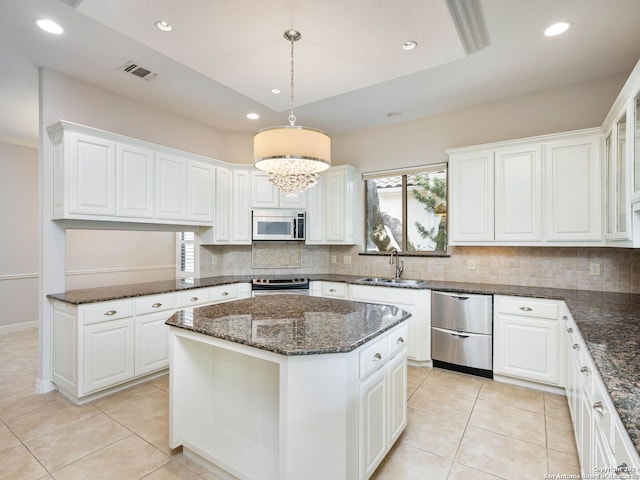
[199,242,640,294]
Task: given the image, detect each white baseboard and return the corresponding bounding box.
[0,321,38,335]
[36,378,56,394]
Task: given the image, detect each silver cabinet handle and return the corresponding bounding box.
[567,328,574,333]
[562,315,568,321]
[616,463,628,473]
[152,303,162,308]
[452,333,469,339]
[190,297,198,301]
[373,353,382,362]
[221,292,229,296]
[580,366,590,375]
[520,306,533,312]
[104,310,117,316]
[329,288,336,292]
[452,296,469,301]
[396,337,404,344]
[592,401,604,415]
[572,343,580,351]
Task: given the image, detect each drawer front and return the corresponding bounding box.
[83,300,134,325]
[388,323,409,357]
[431,291,492,334]
[321,282,347,298]
[431,327,492,370]
[496,296,559,319]
[176,288,211,308]
[135,293,176,315]
[211,284,239,303]
[359,335,389,379]
[351,285,417,306]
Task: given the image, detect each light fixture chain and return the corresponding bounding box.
[289,34,296,126]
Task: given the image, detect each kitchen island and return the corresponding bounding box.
[165,294,411,480]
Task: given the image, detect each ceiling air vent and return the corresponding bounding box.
[118,61,158,81]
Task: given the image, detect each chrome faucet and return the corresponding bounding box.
[389,248,404,278]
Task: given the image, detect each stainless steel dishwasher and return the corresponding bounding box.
[431,291,493,378]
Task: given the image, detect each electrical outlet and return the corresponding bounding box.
[467,260,476,270]
[211,255,217,266]
[589,263,601,276]
[330,255,337,264]
[343,256,352,265]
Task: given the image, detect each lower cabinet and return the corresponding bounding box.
[134,311,172,376]
[493,295,563,386]
[359,324,408,478]
[310,280,349,299]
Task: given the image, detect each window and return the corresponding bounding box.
[364,164,447,253]
[176,232,198,277]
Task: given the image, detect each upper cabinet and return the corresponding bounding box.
[48,121,217,227]
[448,129,603,246]
[306,165,360,245]
[250,171,307,209]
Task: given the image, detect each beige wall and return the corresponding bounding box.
[0,142,39,330]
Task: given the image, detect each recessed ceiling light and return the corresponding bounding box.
[271,88,281,95]
[386,112,402,118]
[34,18,64,34]
[544,21,572,37]
[155,20,173,32]
[247,113,260,120]
[402,41,417,51]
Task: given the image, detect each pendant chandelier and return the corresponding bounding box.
[253,29,331,196]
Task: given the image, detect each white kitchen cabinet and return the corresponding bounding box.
[449,150,494,243]
[387,348,407,444]
[187,160,215,223]
[134,311,171,376]
[544,134,602,242]
[116,142,155,218]
[155,152,187,220]
[310,281,349,299]
[494,296,562,386]
[494,144,543,241]
[360,366,387,478]
[350,284,430,363]
[306,165,359,245]
[83,317,135,394]
[250,171,307,209]
[201,167,252,245]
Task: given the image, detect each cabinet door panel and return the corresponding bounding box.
[251,171,279,208]
[135,312,171,376]
[388,352,407,444]
[360,367,387,478]
[545,137,602,241]
[449,151,494,242]
[231,169,252,243]
[69,133,116,216]
[117,143,155,218]
[83,319,134,394]
[495,146,542,241]
[188,161,215,222]
[156,153,187,219]
[215,167,231,241]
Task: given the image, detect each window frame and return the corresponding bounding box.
[362,163,448,256]
[176,231,199,278]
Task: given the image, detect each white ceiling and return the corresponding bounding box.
[1,0,640,147]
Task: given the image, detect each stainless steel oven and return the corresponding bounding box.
[251,278,310,296]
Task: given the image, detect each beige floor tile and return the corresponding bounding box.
[371,442,451,480]
[26,413,130,472]
[469,399,547,446]
[0,422,21,453]
[52,434,169,480]
[547,448,580,476]
[0,391,67,421]
[423,368,484,398]
[478,381,545,414]
[6,401,100,443]
[546,415,578,455]
[150,374,170,393]
[408,384,476,425]
[171,452,226,480]
[406,366,430,399]
[401,407,466,459]
[455,426,547,480]
[545,392,571,419]
[135,412,181,456]
[93,383,160,414]
[142,461,205,480]
[447,462,502,480]
[0,444,48,480]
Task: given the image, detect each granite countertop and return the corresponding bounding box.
[165,294,410,356]
[48,273,640,454]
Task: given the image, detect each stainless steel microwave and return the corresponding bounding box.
[252,209,305,241]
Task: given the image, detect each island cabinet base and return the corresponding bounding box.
[169,325,407,480]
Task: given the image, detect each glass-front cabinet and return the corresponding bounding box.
[605,113,630,240]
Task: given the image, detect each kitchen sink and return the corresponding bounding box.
[356,277,427,287]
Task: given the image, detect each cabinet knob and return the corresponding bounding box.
[329,288,336,293]
[562,315,568,321]
[152,303,162,308]
[373,353,382,362]
[567,327,574,333]
[592,401,604,415]
[190,297,198,302]
[221,292,229,296]
[616,463,628,473]
[104,310,117,316]
[397,337,404,345]
[572,343,580,351]
[580,366,590,376]
[519,306,533,312]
